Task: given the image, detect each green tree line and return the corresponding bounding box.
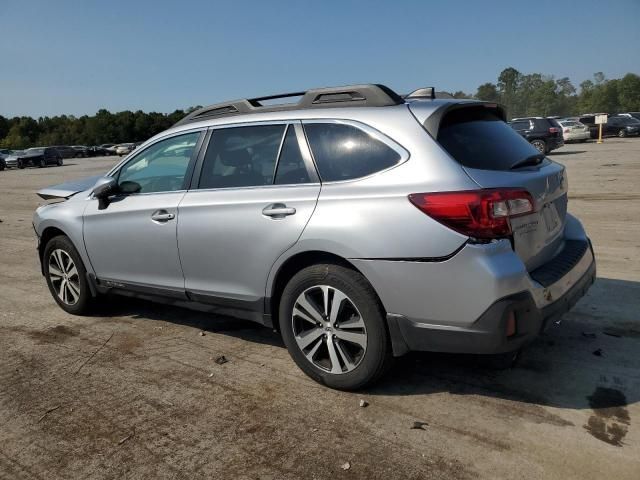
[1,68,639,149]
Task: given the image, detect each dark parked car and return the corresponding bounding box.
[52,145,80,159]
[0,149,12,171]
[580,115,640,138]
[4,147,63,168]
[72,145,91,157]
[607,116,640,137]
[617,112,640,121]
[509,117,564,153]
[88,144,116,156]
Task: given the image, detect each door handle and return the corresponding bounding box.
[262,203,296,218]
[151,210,175,222]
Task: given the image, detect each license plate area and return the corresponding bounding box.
[542,202,561,233]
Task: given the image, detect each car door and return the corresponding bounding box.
[83,130,203,296]
[177,122,320,319]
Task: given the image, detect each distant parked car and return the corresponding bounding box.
[509,117,564,153]
[52,145,80,159]
[558,119,590,143]
[4,147,63,168]
[616,112,640,121]
[103,144,119,155]
[72,145,91,157]
[606,116,640,137]
[0,149,12,170]
[115,143,136,156]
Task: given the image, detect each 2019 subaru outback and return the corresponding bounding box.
[33,84,595,390]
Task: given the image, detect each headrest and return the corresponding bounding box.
[220,148,251,167]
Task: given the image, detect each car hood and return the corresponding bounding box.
[37,174,101,200]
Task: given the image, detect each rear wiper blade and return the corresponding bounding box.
[510,153,545,170]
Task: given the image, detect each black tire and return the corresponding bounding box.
[279,264,392,390]
[57,157,63,166]
[530,139,546,154]
[38,158,46,168]
[43,235,95,315]
[17,160,25,169]
[618,129,627,138]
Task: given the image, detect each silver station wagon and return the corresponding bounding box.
[34,84,595,389]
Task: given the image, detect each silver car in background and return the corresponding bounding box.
[33,84,596,390]
[559,119,590,143]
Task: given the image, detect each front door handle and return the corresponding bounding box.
[151,210,175,222]
[262,203,296,218]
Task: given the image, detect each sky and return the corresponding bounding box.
[1,0,639,117]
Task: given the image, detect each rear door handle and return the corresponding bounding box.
[151,210,175,222]
[262,203,296,218]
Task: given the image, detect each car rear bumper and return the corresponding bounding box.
[350,215,595,356]
[387,250,595,355]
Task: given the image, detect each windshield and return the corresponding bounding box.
[26,148,44,154]
[437,107,542,171]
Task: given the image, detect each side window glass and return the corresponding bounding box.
[199,125,285,189]
[274,126,311,185]
[304,123,401,182]
[117,132,199,194]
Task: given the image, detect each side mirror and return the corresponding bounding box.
[92,176,117,199]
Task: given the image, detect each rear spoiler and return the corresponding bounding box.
[414,101,507,138]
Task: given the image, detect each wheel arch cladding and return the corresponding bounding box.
[269,251,387,332]
[38,227,69,273]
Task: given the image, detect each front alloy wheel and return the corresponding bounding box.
[48,249,81,305]
[43,235,94,315]
[292,285,367,374]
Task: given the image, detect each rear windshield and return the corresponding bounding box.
[437,107,541,171]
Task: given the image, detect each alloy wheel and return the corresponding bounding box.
[48,249,81,305]
[292,285,367,374]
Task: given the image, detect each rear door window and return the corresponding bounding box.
[438,107,541,171]
[199,124,286,189]
[510,121,530,130]
[304,123,401,181]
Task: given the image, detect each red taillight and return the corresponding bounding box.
[549,127,559,134]
[408,189,535,239]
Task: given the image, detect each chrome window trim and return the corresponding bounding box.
[300,118,410,184]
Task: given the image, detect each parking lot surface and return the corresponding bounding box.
[1,141,639,479]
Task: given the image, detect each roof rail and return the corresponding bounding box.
[174,84,404,126]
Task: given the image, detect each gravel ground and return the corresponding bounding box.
[0,140,639,479]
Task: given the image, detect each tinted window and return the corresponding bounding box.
[274,126,311,185]
[117,132,199,194]
[510,121,530,130]
[304,123,400,182]
[199,125,286,189]
[438,107,541,171]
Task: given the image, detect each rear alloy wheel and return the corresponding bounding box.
[39,158,46,168]
[44,235,94,315]
[57,157,63,166]
[530,139,546,154]
[618,129,627,138]
[279,264,391,390]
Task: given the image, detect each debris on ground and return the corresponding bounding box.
[208,373,214,378]
[215,355,228,365]
[411,421,428,430]
[582,331,597,339]
[359,399,368,408]
[37,405,61,423]
[592,348,603,357]
[118,430,135,445]
[340,462,351,470]
[603,329,622,338]
[199,331,206,336]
